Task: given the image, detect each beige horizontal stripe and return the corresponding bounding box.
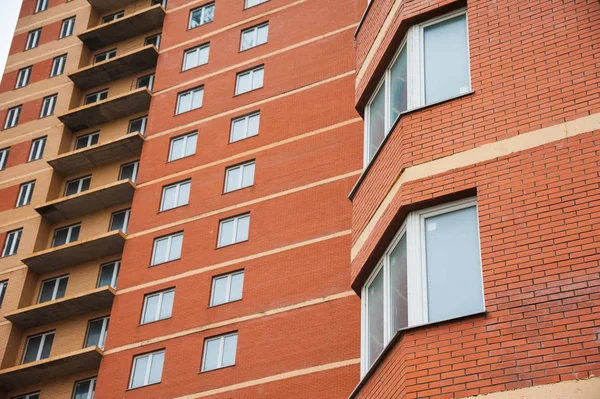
[174,357,361,399]
[146,70,355,141]
[0,167,53,189]
[139,118,361,188]
[0,264,28,277]
[106,290,355,355]
[0,82,71,109]
[15,3,89,34]
[0,126,56,147]
[351,112,600,261]
[0,215,39,232]
[156,23,357,96]
[118,230,351,295]
[5,42,81,71]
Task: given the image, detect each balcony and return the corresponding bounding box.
[22,231,126,274]
[58,88,151,132]
[48,134,144,176]
[5,287,115,328]
[69,46,159,91]
[0,347,102,391]
[35,180,135,223]
[79,4,166,50]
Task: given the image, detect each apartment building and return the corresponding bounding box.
[349,0,600,398]
[0,0,364,398]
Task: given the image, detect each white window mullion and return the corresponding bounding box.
[35,334,46,361]
[155,292,164,321]
[224,274,232,302]
[217,336,224,368]
[143,353,153,385]
[165,236,173,263]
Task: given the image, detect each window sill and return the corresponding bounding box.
[233,86,263,98]
[149,257,181,268]
[200,363,236,374]
[222,184,253,195]
[208,298,242,309]
[243,0,270,10]
[126,381,162,392]
[215,238,248,250]
[139,316,172,327]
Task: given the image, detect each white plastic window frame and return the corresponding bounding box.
[141,288,174,324]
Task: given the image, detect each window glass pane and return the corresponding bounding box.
[23,336,41,363]
[98,263,116,287]
[237,73,251,94]
[226,167,241,192]
[231,119,245,142]
[131,356,148,388]
[236,216,250,242]
[143,294,159,324]
[56,277,68,298]
[153,238,168,264]
[185,134,197,157]
[170,138,184,160]
[390,46,408,124]
[222,334,237,367]
[85,319,103,347]
[40,333,53,359]
[184,50,196,70]
[169,234,183,260]
[177,182,190,207]
[203,338,220,371]
[241,30,254,50]
[257,25,268,44]
[162,186,176,210]
[390,235,408,332]
[39,281,54,303]
[73,379,91,399]
[203,5,214,23]
[211,276,227,306]
[242,163,255,187]
[53,229,69,246]
[247,114,259,137]
[230,273,244,302]
[368,85,385,162]
[252,68,264,88]
[424,14,469,104]
[111,212,127,231]
[425,206,483,322]
[367,268,384,368]
[178,92,191,113]
[191,90,203,109]
[219,220,234,247]
[159,290,174,319]
[148,352,164,384]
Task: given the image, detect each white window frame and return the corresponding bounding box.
[363,9,470,167]
[224,161,255,193]
[26,29,41,50]
[230,112,260,143]
[141,288,175,324]
[40,94,57,118]
[4,106,21,129]
[16,181,35,207]
[97,260,120,288]
[182,44,210,71]
[85,89,108,105]
[51,54,67,77]
[360,197,483,376]
[151,232,183,265]
[14,393,39,399]
[136,74,155,92]
[72,377,96,399]
[28,137,46,161]
[38,275,69,303]
[210,270,244,306]
[160,180,191,211]
[75,132,99,150]
[85,316,109,349]
[52,223,81,247]
[144,33,162,49]
[240,22,269,51]
[0,147,9,170]
[0,280,7,307]
[176,86,204,114]
[16,66,32,89]
[168,132,197,161]
[217,214,250,247]
[128,116,148,135]
[102,11,124,24]
[235,66,264,95]
[60,17,75,39]
[201,332,238,371]
[35,0,48,13]
[188,3,214,29]
[94,49,116,64]
[2,229,22,257]
[119,161,139,182]
[64,176,90,196]
[244,0,268,9]
[22,331,54,364]
[109,209,131,233]
[129,350,165,389]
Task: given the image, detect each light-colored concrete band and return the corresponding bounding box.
[466,377,600,399]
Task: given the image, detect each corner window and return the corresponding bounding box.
[210,271,244,306]
[129,350,165,389]
[128,116,148,135]
[51,54,67,77]
[230,112,259,143]
[25,29,41,50]
[235,66,264,95]
[60,17,75,39]
[0,147,9,170]
[189,3,214,29]
[240,23,268,51]
[75,132,99,150]
[28,137,46,161]
[72,377,96,399]
[85,316,109,348]
[144,33,161,49]
[141,288,174,324]
[136,74,155,92]
[201,332,237,372]
[361,198,483,375]
[52,223,81,247]
[38,275,68,303]
[119,161,139,183]
[182,44,209,71]
[0,280,7,307]
[4,106,21,129]
[151,232,183,265]
[224,161,254,193]
[176,86,204,114]
[84,89,108,105]
[168,132,197,161]
[94,50,116,64]
[40,94,57,118]
[97,260,120,289]
[109,209,130,233]
[217,214,249,247]
[64,176,91,196]
[16,66,32,89]
[22,331,54,364]
[2,228,22,257]
[16,181,35,207]
[35,0,48,13]
[364,10,469,165]
[160,180,190,211]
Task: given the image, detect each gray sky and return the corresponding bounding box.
[0,0,24,83]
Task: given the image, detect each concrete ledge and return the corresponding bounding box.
[0,346,103,391]
[58,88,152,132]
[69,46,159,90]
[48,134,144,176]
[35,179,136,223]
[22,231,126,274]
[5,287,115,328]
[80,5,166,50]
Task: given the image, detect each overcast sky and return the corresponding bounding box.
[0,0,24,84]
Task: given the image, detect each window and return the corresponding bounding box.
[210,271,244,306]
[16,181,35,207]
[0,147,10,170]
[51,54,67,77]
[72,377,96,399]
[22,331,54,364]
[52,224,81,247]
[35,0,48,13]
[129,350,165,389]
[224,161,254,193]
[144,33,161,49]
[0,280,8,307]
[85,316,109,348]
[4,106,21,129]
[128,116,148,135]
[151,0,167,6]
[110,209,130,233]
[97,260,120,288]
[94,49,116,64]
[25,29,41,50]
[65,176,91,196]
[235,66,264,95]
[84,89,108,105]
[16,66,32,89]
[28,137,46,161]
[240,23,268,51]
[189,3,214,29]
[75,132,99,150]
[102,11,124,24]
[160,180,190,211]
[60,17,75,38]
[176,86,203,114]
[14,393,39,399]
[141,288,174,324]
[245,0,268,8]
[182,44,209,71]
[230,112,259,143]
[137,74,155,92]
[151,232,183,265]
[168,132,197,161]
[364,10,469,165]
[40,94,57,118]
[2,229,22,257]
[38,275,68,303]
[217,214,249,247]
[119,161,139,183]
[201,333,237,372]
[361,198,483,375]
